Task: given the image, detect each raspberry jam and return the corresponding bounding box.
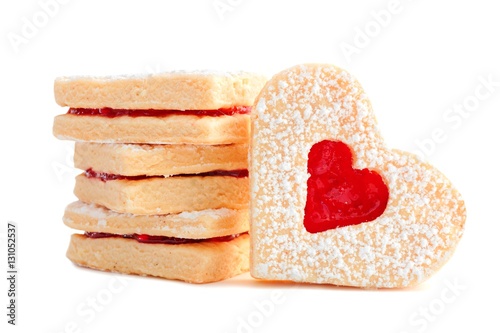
[84,232,243,244]
[85,169,249,182]
[304,140,389,233]
[68,106,251,117]
[84,169,160,181]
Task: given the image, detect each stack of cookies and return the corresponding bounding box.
[53,71,267,283]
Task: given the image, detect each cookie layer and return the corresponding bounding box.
[53,113,249,144]
[250,64,466,288]
[54,71,267,110]
[74,142,248,176]
[67,233,249,283]
[74,173,249,215]
[63,201,249,239]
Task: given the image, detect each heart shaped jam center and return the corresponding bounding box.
[304,140,389,233]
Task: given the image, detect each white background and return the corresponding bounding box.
[1,0,499,332]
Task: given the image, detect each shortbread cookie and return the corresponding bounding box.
[74,142,247,176]
[53,71,267,144]
[55,71,268,110]
[53,113,249,144]
[75,172,249,215]
[67,233,250,283]
[63,201,249,239]
[250,64,466,288]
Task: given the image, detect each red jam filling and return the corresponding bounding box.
[84,232,243,244]
[304,140,389,233]
[68,106,251,117]
[85,169,248,182]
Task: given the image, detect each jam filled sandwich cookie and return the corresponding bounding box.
[53,71,267,283]
[53,71,265,144]
[250,64,466,288]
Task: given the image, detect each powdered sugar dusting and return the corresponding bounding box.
[64,201,246,239]
[56,70,259,83]
[176,209,232,220]
[66,201,235,221]
[250,64,466,288]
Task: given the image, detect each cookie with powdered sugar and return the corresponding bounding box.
[250,64,466,288]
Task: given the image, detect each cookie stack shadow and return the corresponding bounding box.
[53,71,267,283]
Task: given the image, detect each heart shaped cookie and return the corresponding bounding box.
[249,64,466,288]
